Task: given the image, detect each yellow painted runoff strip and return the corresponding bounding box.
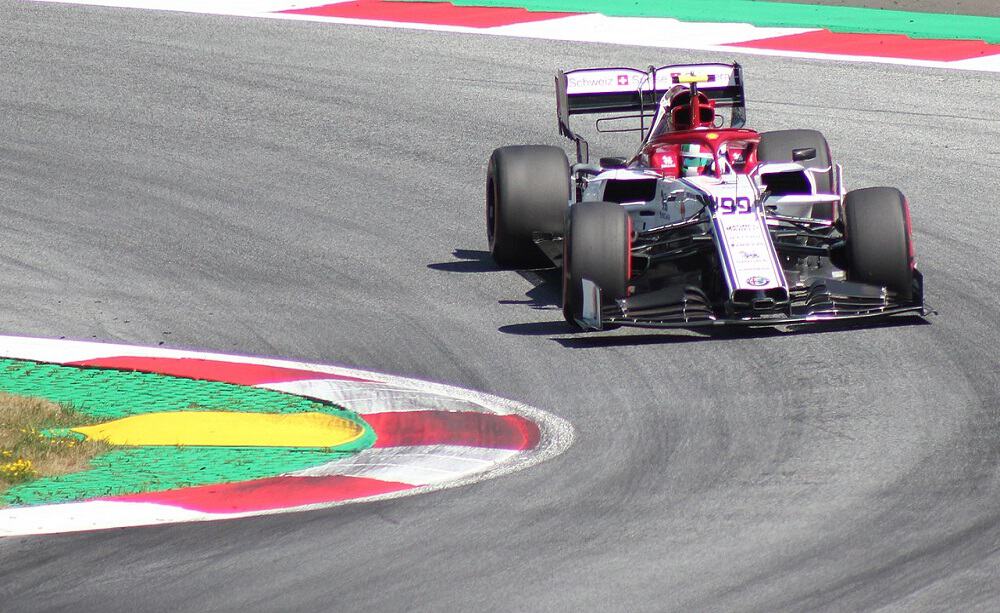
[72,412,364,447]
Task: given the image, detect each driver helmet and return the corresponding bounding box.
[681,143,713,176]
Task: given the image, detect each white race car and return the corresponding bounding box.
[486,62,928,330]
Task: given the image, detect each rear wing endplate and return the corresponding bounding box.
[556,63,746,163]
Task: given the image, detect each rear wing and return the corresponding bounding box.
[556,62,746,163]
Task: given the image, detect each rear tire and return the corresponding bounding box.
[562,201,630,328]
[843,187,914,299]
[486,145,569,268]
[758,129,835,219]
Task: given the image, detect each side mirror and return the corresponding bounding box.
[600,156,628,169]
[792,147,817,162]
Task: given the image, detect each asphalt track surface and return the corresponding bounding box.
[1,2,1000,611]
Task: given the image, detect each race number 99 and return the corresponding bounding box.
[715,196,752,215]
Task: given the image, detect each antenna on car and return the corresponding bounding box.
[638,67,654,143]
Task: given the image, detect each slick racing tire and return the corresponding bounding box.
[486,145,569,269]
[758,129,835,219]
[843,187,914,300]
[562,201,630,329]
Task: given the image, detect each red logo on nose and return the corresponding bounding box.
[617,75,630,86]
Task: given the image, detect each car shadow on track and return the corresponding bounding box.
[427,249,499,274]
[429,249,563,313]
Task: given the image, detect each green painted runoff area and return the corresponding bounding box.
[403,0,1000,42]
[0,359,376,506]
[4,446,362,506]
[0,358,353,419]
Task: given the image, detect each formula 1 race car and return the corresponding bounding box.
[485,62,929,330]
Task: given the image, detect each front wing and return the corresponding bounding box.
[577,272,931,330]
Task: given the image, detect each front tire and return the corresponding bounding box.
[843,187,914,299]
[562,201,630,328]
[486,145,569,269]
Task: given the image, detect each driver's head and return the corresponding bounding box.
[681,143,713,176]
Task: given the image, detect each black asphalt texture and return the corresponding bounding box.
[1,1,999,611]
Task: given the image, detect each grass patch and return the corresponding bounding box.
[0,393,111,500]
